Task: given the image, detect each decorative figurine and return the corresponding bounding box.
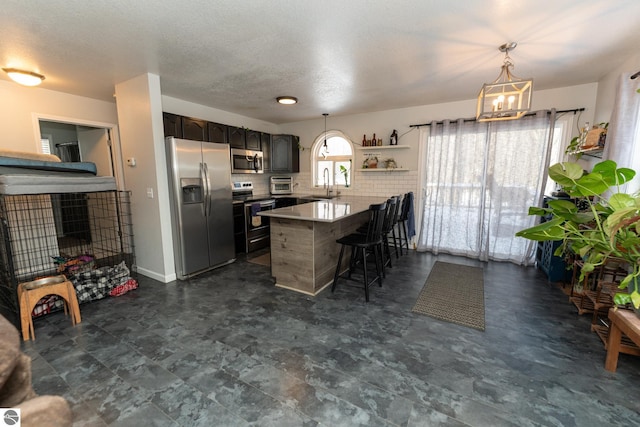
[390,129,398,145]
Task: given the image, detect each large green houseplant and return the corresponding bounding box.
[516,160,640,308]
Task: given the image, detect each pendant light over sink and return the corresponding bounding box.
[320,113,329,159]
[476,42,533,122]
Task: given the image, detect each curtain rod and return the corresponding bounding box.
[409,108,586,128]
[631,70,640,80]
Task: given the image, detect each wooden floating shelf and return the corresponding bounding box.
[357,145,409,150]
[358,168,410,172]
[567,146,604,158]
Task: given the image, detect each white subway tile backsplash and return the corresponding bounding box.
[233,169,418,199]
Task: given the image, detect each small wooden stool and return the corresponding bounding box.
[17,275,81,341]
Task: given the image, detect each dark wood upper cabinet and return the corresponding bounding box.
[271,134,300,173]
[207,122,228,144]
[163,113,271,155]
[182,117,208,141]
[163,113,182,138]
[228,126,246,149]
[261,132,271,171]
[260,132,271,148]
[245,130,261,151]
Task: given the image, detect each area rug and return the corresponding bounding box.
[411,261,485,331]
[248,253,270,267]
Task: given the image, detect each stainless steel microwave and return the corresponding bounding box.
[231,148,263,174]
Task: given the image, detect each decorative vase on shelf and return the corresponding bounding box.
[390,129,398,145]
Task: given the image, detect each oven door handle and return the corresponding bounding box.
[255,200,275,208]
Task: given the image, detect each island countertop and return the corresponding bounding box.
[262,195,390,296]
[258,196,387,222]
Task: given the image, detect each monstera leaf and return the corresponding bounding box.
[517,160,640,308]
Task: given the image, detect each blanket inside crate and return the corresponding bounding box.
[31,261,137,317]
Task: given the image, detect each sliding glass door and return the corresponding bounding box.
[417,112,566,264]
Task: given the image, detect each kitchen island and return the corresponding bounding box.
[258,196,387,295]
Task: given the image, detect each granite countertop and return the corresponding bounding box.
[258,196,387,223]
[234,193,299,203]
[234,193,343,204]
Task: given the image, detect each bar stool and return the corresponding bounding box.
[332,201,387,302]
[386,195,402,260]
[18,275,81,341]
[380,196,398,272]
[396,193,411,255]
[356,196,398,275]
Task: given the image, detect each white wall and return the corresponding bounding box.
[0,76,606,277]
[115,73,176,282]
[162,96,279,135]
[594,53,640,123]
[278,84,599,202]
[163,84,599,204]
[0,80,118,152]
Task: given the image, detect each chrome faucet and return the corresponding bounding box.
[323,167,331,197]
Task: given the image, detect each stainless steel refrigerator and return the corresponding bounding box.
[166,137,235,279]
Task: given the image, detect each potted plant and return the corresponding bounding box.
[339,161,351,187]
[516,160,640,309]
[565,122,609,157]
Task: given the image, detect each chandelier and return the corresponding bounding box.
[476,42,532,122]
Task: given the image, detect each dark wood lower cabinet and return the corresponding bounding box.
[233,202,245,253]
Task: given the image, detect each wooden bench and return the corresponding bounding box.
[605,307,640,372]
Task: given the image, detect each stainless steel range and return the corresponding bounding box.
[232,182,275,253]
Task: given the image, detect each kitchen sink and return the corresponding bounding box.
[299,195,338,203]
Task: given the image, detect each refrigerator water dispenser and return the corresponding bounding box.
[181,178,203,204]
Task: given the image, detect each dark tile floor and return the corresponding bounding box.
[20,251,640,426]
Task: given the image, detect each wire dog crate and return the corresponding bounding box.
[0,190,135,325]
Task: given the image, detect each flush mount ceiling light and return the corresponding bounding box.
[276,96,298,105]
[476,42,532,122]
[2,68,46,86]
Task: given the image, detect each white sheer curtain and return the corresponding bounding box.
[417,112,555,264]
[603,73,640,194]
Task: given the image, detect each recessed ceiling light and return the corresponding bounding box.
[2,68,45,86]
[276,96,298,105]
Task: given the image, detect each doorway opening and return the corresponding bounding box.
[36,118,126,251]
[38,120,118,178]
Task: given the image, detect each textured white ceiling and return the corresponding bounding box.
[2,1,640,124]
